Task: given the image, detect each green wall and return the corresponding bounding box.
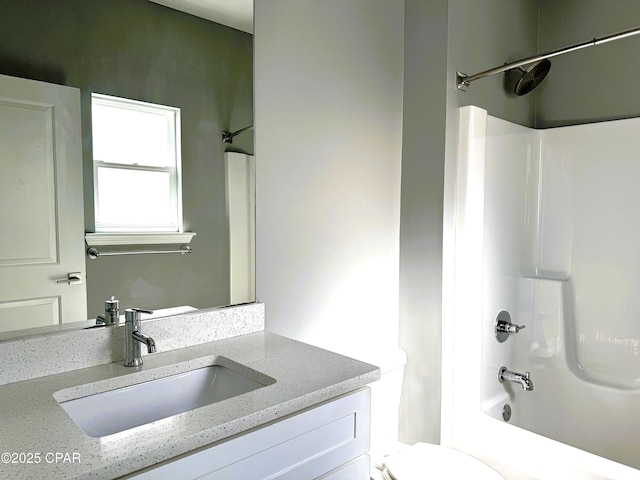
[537,0,640,127]
[399,0,449,445]
[449,0,540,127]
[0,0,253,318]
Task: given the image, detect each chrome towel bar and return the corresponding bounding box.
[87,245,191,259]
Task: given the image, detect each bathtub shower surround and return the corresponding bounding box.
[448,106,640,478]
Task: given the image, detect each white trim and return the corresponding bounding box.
[90,93,183,233]
[85,232,196,246]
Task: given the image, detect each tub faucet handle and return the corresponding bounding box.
[503,322,525,334]
[495,310,525,343]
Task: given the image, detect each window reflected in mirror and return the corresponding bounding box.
[91,94,183,233]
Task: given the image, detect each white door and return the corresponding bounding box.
[0,74,86,333]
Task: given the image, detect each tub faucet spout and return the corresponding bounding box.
[498,366,534,391]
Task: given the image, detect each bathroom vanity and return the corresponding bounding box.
[0,304,379,479]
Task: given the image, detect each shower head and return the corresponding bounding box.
[512,58,551,96]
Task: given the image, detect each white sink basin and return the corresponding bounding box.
[56,357,275,437]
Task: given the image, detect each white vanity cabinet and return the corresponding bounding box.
[126,388,371,480]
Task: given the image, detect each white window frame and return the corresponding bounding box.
[91,93,183,233]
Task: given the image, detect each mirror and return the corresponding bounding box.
[0,1,254,339]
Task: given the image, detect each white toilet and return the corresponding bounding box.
[366,349,505,480]
[379,442,505,480]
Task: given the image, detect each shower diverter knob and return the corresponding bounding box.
[494,310,525,343]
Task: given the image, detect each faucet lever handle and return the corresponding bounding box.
[506,322,525,333]
[130,307,153,315]
[124,307,154,323]
[494,310,525,343]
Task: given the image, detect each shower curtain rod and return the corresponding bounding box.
[457,25,640,92]
[222,125,254,144]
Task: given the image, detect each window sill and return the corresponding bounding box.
[85,232,196,247]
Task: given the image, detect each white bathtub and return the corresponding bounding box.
[442,105,640,479]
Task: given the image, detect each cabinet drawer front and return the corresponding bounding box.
[203,388,370,480]
[128,388,370,480]
[207,413,357,479]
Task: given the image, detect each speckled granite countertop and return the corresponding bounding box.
[0,331,379,480]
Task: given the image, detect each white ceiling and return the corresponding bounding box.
[149,0,253,34]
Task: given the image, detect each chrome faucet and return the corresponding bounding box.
[498,366,534,391]
[96,296,119,326]
[124,308,156,367]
